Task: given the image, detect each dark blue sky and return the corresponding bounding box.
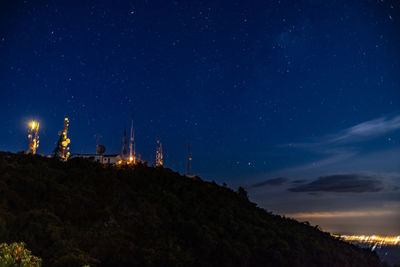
[1,0,399,234]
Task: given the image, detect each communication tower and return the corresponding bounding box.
[54,118,71,161]
[129,120,136,164]
[27,121,40,154]
[156,139,163,167]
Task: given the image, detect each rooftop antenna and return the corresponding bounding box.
[186,140,192,175]
[129,120,136,164]
[27,120,40,155]
[94,133,102,147]
[95,134,105,155]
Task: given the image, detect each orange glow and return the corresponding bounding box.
[56,118,70,160]
[286,210,395,219]
[334,234,400,246]
[27,120,40,154]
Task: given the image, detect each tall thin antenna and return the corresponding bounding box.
[94,133,102,147]
[129,120,136,164]
[186,140,192,175]
[95,134,105,154]
[122,128,127,157]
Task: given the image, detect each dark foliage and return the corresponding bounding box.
[0,152,386,266]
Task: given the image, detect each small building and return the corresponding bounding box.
[69,154,122,164]
[69,154,102,162]
[101,154,122,164]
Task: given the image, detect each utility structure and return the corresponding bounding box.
[121,128,128,157]
[54,118,71,161]
[27,121,40,154]
[129,120,136,164]
[185,140,192,175]
[95,134,105,154]
[155,139,163,167]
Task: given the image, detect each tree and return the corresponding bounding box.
[237,186,248,200]
[0,242,42,267]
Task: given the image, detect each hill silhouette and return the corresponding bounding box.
[0,152,386,266]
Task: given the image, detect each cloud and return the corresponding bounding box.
[292,151,357,171]
[292,179,306,184]
[288,174,383,193]
[279,114,400,150]
[251,177,290,188]
[330,115,400,143]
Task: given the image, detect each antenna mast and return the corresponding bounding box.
[95,134,105,155]
[186,140,192,175]
[95,133,102,147]
[122,128,127,157]
[129,120,136,164]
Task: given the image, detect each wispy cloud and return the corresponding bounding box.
[264,150,357,177]
[270,114,400,178]
[280,114,400,149]
[251,177,290,188]
[288,174,383,193]
[330,115,400,143]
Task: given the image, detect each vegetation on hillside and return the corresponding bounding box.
[0,152,386,266]
[0,242,41,266]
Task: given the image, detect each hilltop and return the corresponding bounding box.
[0,152,386,266]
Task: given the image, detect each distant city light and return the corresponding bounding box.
[334,234,400,246]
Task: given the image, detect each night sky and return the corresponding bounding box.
[1,0,399,235]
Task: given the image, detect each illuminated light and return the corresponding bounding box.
[156,139,163,166]
[27,120,40,155]
[55,118,70,161]
[286,210,396,219]
[130,156,133,162]
[333,234,400,246]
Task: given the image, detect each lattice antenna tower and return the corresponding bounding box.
[156,139,163,167]
[27,121,40,154]
[55,118,71,161]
